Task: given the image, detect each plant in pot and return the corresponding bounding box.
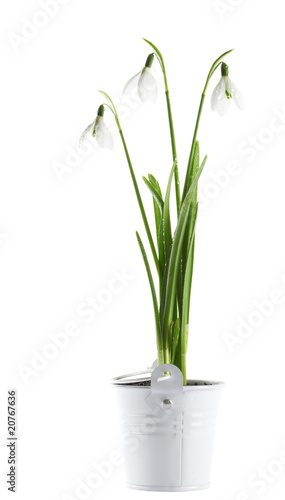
[80,39,244,492]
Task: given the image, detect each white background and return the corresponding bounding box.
[1,0,285,499]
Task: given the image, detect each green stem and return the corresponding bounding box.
[98,92,159,275]
[182,94,205,201]
[158,350,165,365]
[164,347,170,364]
[136,231,162,352]
[178,50,234,383]
[181,217,197,384]
[119,129,160,275]
[165,90,181,216]
[181,354,187,385]
[174,336,182,372]
[143,39,181,216]
[182,49,234,201]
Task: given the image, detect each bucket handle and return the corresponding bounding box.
[111,368,153,385]
[145,363,184,416]
[111,359,158,385]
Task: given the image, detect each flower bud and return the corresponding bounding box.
[145,53,154,68]
[221,63,229,77]
[97,104,105,117]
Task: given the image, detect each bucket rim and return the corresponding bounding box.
[111,370,225,389]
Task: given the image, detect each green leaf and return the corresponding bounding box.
[143,173,165,280]
[153,198,162,242]
[136,231,162,351]
[180,208,198,384]
[161,156,207,349]
[181,142,199,273]
[178,144,203,315]
[181,207,198,351]
[153,199,165,279]
[159,238,171,316]
[179,142,199,312]
[191,141,200,185]
[148,174,162,198]
[162,161,176,262]
[187,141,200,254]
[171,319,180,364]
[142,177,164,210]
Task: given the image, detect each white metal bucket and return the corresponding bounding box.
[112,363,225,492]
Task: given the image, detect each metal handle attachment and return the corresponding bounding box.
[145,363,184,417]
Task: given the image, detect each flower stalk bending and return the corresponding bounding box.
[143,39,181,217]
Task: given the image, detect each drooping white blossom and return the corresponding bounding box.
[79,106,114,150]
[123,54,158,103]
[211,63,244,116]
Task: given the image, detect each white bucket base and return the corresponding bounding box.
[112,364,225,492]
[127,482,211,492]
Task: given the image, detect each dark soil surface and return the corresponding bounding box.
[119,380,214,387]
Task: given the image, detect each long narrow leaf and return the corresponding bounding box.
[178,143,199,317]
[136,231,163,352]
[191,141,200,186]
[171,319,180,364]
[184,141,200,263]
[181,209,198,346]
[177,140,200,364]
[188,141,199,236]
[148,174,163,197]
[118,130,159,274]
[156,161,177,300]
[180,208,198,384]
[159,240,171,316]
[162,161,176,261]
[143,177,164,210]
[153,198,165,281]
[161,156,207,350]
[143,173,165,280]
[153,198,162,244]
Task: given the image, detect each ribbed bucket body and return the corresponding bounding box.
[112,364,224,491]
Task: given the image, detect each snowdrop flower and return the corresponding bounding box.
[123,53,158,102]
[211,63,244,116]
[79,105,114,150]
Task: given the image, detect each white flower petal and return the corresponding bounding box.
[78,120,95,149]
[137,67,158,102]
[122,70,142,96]
[216,96,231,116]
[211,77,226,111]
[226,77,245,111]
[95,116,114,150]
